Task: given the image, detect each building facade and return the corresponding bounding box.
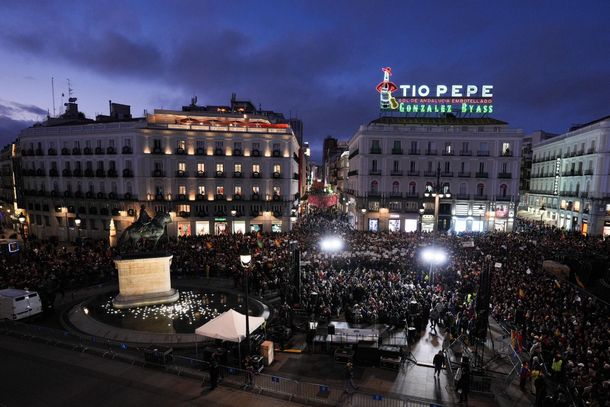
[519,131,556,201]
[17,98,300,241]
[344,116,523,233]
[525,115,610,236]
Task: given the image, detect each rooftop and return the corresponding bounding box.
[370,115,508,126]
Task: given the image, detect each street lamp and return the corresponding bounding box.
[418,206,425,232]
[478,205,484,232]
[239,245,252,358]
[18,212,26,247]
[421,247,447,282]
[539,205,546,223]
[74,214,81,241]
[320,236,344,253]
[424,163,450,232]
[360,208,367,231]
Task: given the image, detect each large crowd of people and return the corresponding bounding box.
[1,209,608,406]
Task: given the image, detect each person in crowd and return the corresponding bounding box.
[433,350,445,378]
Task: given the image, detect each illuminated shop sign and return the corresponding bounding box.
[376,67,494,114]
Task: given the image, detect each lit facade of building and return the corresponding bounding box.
[17,99,300,241]
[525,115,610,236]
[344,116,523,233]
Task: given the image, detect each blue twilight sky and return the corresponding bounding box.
[0,0,609,161]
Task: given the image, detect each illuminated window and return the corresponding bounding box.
[179,185,186,194]
[198,186,205,195]
[371,180,379,193]
[409,181,416,194]
[197,163,205,172]
[392,181,399,194]
[252,164,260,172]
[234,163,242,172]
[234,186,242,195]
[178,162,186,171]
[216,186,224,195]
[273,186,281,195]
[273,164,281,173]
[216,163,224,172]
[252,186,260,194]
[177,140,186,149]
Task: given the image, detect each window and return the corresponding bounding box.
[196,140,204,149]
[153,139,162,149]
[409,181,416,194]
[272,143,280,151]
[273,164,281,173]
[97,140,102,148]
[198,186,205,195]
[371,180,379,192]
[252,186,260,194]
[392,181,399,194]
[126,160,132,170]
[234,142,242,150]
[371,160,378,171]
[154,161,163,170]
[444,162,450,172]
[234,186,242,195]
[444,142,452,154]
[501,162,508,173]
[178,162,186,171]
[500,184,507,197]
[252,142,260,150]
[177,140,186,150]
[410,161,415,171]
[410,141,417,151]
[273,186,281,196]
[393,160,399,171]
[502,142,511,155]
[109,161,116,170]
[371,140,381,151]
[462,142,469,151]
[393,140,401,150]
[252,164,260,173]
[216,163,224,172]
[460,162,465,172]
[215,141,223,148]
[234,163,242,172]
[124,139,131,147]
[477,183,485,196]
[216,186,224,195]
[179,185,186,194]
[197,163,205,172]
[479,162,485,172]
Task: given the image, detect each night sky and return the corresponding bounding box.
[1,1,609,161]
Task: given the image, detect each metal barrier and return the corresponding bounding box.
[0,320,448,407]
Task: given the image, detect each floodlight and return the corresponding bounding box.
[320,236,344,252]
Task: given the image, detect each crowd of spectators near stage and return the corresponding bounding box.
[1,210,608,406]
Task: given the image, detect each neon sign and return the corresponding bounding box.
[376,67,494,115]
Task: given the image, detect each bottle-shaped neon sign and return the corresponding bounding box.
[376,67,398,110]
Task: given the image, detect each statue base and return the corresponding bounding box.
[113,255,179,309]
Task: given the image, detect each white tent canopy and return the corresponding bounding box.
[195,309,265,343]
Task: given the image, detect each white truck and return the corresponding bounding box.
[0,289,43,320]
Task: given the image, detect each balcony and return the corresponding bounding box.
[251,149,261,157]
[272,194,281,201]
[63,190,72,198]
[49,169,59,177]
[272,149,281,157]
[154,193,164,201]
[72,147,81,155]
[391,149,403,155]
[35,149,44,156]
[348,149,359,159]
[252,171,261,178]
[442,151,454,156]
[73,169,82,177]
[233,171,243,178]
[233,148,242,156]
[368,191,381,197]
[423,171,436,177]
[84,147,93,155]
[195,147,206,156]
[390,170,403,176]
[62,169,72,177]
[369,148,382,154]
[586,148,595,154]
[61,148,70,155]
[122,146,133,154]
[196,193,206,201]
[477,150,490,156]
[233,194,242,201]
[407,171,420,176]
[272,172,281,179]
[95,147,105,155]
[369,170,382,176]
[441,172,454,177]
[152,147,163,154]
[498,172,512,179]
[473,194,488,200]
[408,149,420,155]
[580,192,589,198]
[123,169,133,177]
[74,191,83,198]
[585,169,593,175]
[215,171,225,178]
[459,150,473,156]
[195,170,206,178]
[95,169,106,178]
[152,169,165,177]
[86,191,95,199]
[496,196,512,201]
[35,169,46,177]
[107,147,117,154]
[176,170,187,177]
[48,148,57,156]
[176,194,187,201]
[500,151,513,157]
[425,150,437,155]
[124,192,135,200]
[456,193,471,200]
[562,170,583,177]
[107,169,118,177]
[458,172,471,178]
[214,148,223,156]
[215,194,225,201]
[175,148,186,155]
[251,193,260,201]
[475,172,489,178]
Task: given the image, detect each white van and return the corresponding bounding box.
[0,289,43,320]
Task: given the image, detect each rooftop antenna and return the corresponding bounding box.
[67,78,73,99]
[51,77,56,117]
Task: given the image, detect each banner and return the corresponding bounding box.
[308,194,338,208]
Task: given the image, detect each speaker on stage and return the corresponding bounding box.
[328,324,335,335]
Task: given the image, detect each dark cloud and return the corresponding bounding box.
[0,116,35,147]
[0,101,46,119]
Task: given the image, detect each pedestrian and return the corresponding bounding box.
[534,373,547,407]
[344,361,359,394]
[433,350,445,378]
[456,364,470,405]
[520,361,531,391]
[209,353,220,390]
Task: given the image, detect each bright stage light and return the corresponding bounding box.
[421,247,447,265]
[320,236,344,252]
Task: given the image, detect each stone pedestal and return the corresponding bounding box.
[113,255,179,309]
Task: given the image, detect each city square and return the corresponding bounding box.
[1,2,609,407]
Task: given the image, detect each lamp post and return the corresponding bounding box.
[361,208,367,231]
[239,245,252,357]
[424,163,450,233]
[478,205,484,232]
[74,214,81,242]
[230,209,237,234]
[62,207,70,242]
[418,207,425,232]
[540,206,546,223]
[18,212,26,247]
